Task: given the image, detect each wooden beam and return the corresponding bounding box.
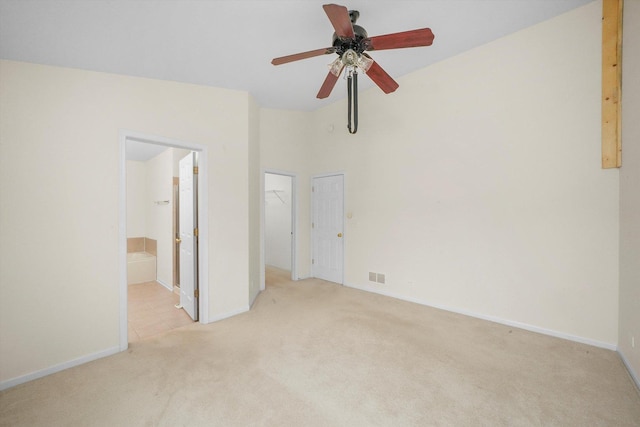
[602,0,623,168]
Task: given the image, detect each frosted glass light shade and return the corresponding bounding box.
[329,56,343,76]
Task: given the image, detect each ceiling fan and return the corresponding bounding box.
[271,3,435,133]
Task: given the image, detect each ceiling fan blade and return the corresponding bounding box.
[365,28,435,51]
[323,4,355,39]
[317,66,344,99]
[364,57,399,94]
[272,47,335,66]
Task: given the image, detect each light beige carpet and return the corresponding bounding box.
[1,267,639,426]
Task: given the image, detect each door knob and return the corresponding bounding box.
[337,233,343,238]
[176,238,182,243]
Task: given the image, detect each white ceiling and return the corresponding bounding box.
[125,140,171,162]
[0,0,592,112]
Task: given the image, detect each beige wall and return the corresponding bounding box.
[619,0,640,383]
[126,160,147,238]
[248,96,262,305]
[0,60,253,385]
[260,109,313,279]
[261,2,619,346]
[145,148,174,287]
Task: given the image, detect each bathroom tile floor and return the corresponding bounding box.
[128,281,194,342]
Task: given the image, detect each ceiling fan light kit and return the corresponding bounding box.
[272,3,434,134]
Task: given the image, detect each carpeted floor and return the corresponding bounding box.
[1,267,639,426]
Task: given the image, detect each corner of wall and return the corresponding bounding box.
[618,0,640,390]
[248,95,262,304]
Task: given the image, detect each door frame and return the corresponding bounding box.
[118,130,209,351]
[261,169,298,289]
[311,172,346,285]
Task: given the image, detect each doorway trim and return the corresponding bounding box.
[118,130,209,351]
[261,169,298,290]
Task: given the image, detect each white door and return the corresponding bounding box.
[179,152,198,320]
[312,174,344,284]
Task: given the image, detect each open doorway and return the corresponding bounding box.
[263,171,297,286]
[118,131,209,351]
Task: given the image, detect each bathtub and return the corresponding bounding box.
[127,252,157,285]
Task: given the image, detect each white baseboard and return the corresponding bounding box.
[1,303,248,390]
[0,345,120,391]
[157,279,172,292]
[250,290,262,308]
[618,349,640,392]
[344,281,617,351]
[204,305,249,324]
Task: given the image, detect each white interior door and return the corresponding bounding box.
[312,174,344,284]
[179,152,198,320]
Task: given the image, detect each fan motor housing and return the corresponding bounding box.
[332,24,368,55]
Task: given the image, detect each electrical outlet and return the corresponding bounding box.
[369,272,376,282]
[377,273,385,284]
